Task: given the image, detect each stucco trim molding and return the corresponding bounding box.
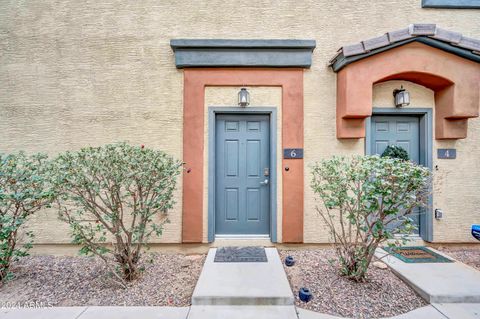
[422,0,480,8]
[170,39,316,68]
[182,68,304,244]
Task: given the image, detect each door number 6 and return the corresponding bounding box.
[283,148,303,159]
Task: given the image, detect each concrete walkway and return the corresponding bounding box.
[191,248,293,306]
[297,303,480,318]
[188,247,296,318]
[1,304,479,319]
[188,305,298,319]
[0,306,190,319]
[376,247,480,303]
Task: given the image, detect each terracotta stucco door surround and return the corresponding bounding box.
[336,42,480,139]
[182,68,304,243]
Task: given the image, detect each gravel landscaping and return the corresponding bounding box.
[280,249,427,319]
[437,246,480,270]
[0,253,205,307]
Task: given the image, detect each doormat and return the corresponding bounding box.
[384,246,453,263]
[214,247,268,263]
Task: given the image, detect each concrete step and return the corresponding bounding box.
[376,247,480,303]
[187,305,298,319]
[191,247,294,306]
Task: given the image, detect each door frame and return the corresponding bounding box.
[208,107,277,242]
[365,107,433,242]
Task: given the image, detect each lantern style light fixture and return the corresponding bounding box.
[238,88,250,107]
[393,85,410,108]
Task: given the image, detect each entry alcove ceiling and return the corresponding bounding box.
[329,24,480,140]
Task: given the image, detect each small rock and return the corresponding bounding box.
[185,254,203,261]
[87,298,101,305]
[180,259,191,268]
[373,261,388,269]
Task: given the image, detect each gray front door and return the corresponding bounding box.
[371,115,420,233]
[215,114,270,236]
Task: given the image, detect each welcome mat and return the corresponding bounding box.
[214,247,268,263]
[384,246,453,263]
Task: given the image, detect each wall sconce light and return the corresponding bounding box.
[238,88,250,107]
[393,85,410,108]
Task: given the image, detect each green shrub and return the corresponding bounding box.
[0,152,53,283]
[311,155,430,282]
[51,143,182,284]
[381,145,409,161]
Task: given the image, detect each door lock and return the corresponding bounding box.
[263,167,270,176]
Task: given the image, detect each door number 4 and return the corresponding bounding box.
[437,149,456,159]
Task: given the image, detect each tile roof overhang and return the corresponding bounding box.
[329,24,480,72]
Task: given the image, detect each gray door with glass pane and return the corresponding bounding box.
[215,114,270,235]
[371,115,420,233]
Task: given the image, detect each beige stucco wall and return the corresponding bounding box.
[1,0,479,245]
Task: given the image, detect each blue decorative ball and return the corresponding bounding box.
[299,287,312,302]
[472,225,480,241]
[285,256,295,267]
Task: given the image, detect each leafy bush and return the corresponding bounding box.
[381,145,409,161]
[51,143,182,284]
[311,155,430,282]
[0,153,53,283]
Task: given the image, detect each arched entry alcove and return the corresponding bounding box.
[330,24,480,139]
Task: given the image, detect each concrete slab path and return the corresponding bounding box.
[295,303,480,319]
[433,303,480,319]
[191,247,294,306]
[0,306,87,319]
[376,247,480,303]
[188,305,298,319]
[0,306,190,319]
[296,305,448,318]
[2,304,475,319]
[79,306,190,319]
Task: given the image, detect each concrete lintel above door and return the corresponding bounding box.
[170,39,316,68]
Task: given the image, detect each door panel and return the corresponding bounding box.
[225,140,239,176]
[371,115,421,233]
[371,116,420,164]
[375,140,389,155]
[215,114,270,235]
[224,188,239,221]
[246,140,260,176]
[246,188,260,221]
